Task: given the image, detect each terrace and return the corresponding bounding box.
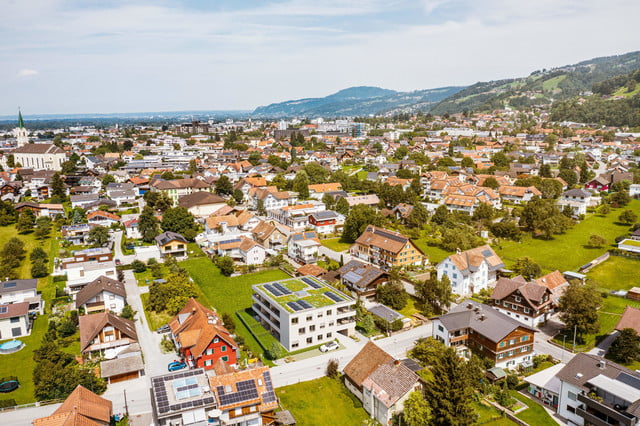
[254,276,353,313]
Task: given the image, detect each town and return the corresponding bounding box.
[0,92,639,426]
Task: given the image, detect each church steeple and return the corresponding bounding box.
[18,109,25,129]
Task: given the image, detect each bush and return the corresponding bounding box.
[58,318,77,337]
[31,260,48,278]
[506,374,519,389]
[131,260,147,273]
[326,358,339,379]
[147,258,157,266]
[267,341,285,360]
[120,304,136,320]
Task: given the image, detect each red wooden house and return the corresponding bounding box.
[169,298,238,370]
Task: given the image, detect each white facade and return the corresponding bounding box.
[557,380,583,425]
[65,261,117,295]
[288,239,320,264]
[252,277,356,351]
[0,305,30,341]
[79,290,126,314]
[437,257,495,297]
[241,244,267,266]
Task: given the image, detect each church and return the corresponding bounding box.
[10,110,66,171]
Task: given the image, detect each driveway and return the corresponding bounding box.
[318,245,353,264]
[111,230,136,265]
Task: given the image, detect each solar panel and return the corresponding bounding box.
[302,277,322,289]
[264,284,282,297]
[273,283,292,295]
[3,282,16,288]
[262,391,277,403]
[618,372,640,390]
[324,291,342,302]
[374,229,406,243]
[481,249,493,257]
[219,238,242,245]
[287,301,302,311]
[217,379,259,406]
[298,300,313,309]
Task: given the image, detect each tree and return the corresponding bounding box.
[34,216,52,240]
[538,179,563,199]
[407,203,429,228]
[410,337,446,366]
[267,341,285,360]
[216,256,235,277]
[326,358,340,379]
[1,237,26,271]
[232,189,243,204]
[415,274,453,315]
[490,220,522,241]
[256,199,266,216]
[215,175,233,195]
[322,193,336,210]
[610,190,631,207]
[588,234,607,248]
[335,197,350,215]
[424,346,476,425]
[403,390,431,426]
[597,204,611,216]
[539,164,552,178]
[520,197,573,238]
[472,202,494,221]
[16,209,35,234]
[558,281,602,341]
[490,152,510,168]
[30,247,48,263]
[31,261,48,278]
[148,269,198,314]
[139,206,160,242]
[377,282,408,311]
[482,177,500,190]
[161,207,197,240]
[101,174,116,187]
[51,172,66,201]
[558,169,578,187]
[619,209,638,225]
[512,257,541,280]
[131,259,147,273]
[608,328,640,364]
[342,205,384,243]
[188,159,198,174]
[431,205,449,225]
[292,170,310,199]
[87,226,109,247]
[248,152,261,166]
[120,304,136,321]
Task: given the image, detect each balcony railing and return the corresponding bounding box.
[577,393,637,426]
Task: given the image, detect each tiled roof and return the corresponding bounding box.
[444,245,504,274]
[343,341,393,388]
[34,385,112,425]
[363,361,420,408]
[79,311,137,353]
[75,276,126,309]
[178,191,225,209]
[354,225,410,255]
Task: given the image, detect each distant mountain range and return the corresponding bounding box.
[253,51,640,118]
[252,86,465,118]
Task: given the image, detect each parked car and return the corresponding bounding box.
[167,361,187,372]
[156,324,171,334]
[319,341,340,352]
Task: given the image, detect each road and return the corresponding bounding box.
[111,230,136,265]
[534,314,576,363]
[318,245,353,264]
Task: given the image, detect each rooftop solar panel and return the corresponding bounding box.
[324,291,343,302]
[273,283,292,295]
[301,277,322,289]
[287,301,302,311]
[298,300,313,309]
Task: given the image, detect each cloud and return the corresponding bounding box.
[17,69,38,78]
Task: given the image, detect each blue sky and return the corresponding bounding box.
[2,0,640,115]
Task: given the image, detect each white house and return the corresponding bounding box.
[0,302,31,341]
[287,231,321,264]
[437,245,505,296]
[239,238,267,265]
[0,279,43,315]
[75,276,127,314]
[65,261,117,296]
[557,189,596,216]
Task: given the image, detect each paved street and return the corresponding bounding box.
[318,245,353,264]
[534,314,575,363]
[112,230,136,265]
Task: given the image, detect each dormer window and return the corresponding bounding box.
[514,296,521,303]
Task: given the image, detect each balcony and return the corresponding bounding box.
[577,393,637,426]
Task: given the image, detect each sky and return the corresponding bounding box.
[2,0,640,115]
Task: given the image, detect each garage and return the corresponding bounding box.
[100,353,144,384]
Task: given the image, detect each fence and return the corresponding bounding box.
[0,398,63,413]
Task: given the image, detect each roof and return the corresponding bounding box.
[0,301,29,319]
[79,311,138,352]
[442,245,504,274]
[13,143,64,154]
[436,299,536,343]
[343,341,394,388]
[296,263,327,277]
[616,306,640,335]
[354,225,413,255]
[0,279,37,295]
[155,231,187,246]
[169,298,237,360]
[75,276,126,308]
[208,366,278,413]
[369,304,404,322]
[34,385,112,426]
[362,361,420,408]
[524,363,565,394]
[490,276,552,309]
[86,211,120,221]
[100,353,144,378]
[308,182,342,193]
[178,191,226,209]
[151,177,210,190]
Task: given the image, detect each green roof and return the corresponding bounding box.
[254,276,353,313]
[17,109,25,129]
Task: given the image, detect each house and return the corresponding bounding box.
[308,210,340,235]
[70,193,101,208]
[75,276,127,314]
[150,177,211,203]
[208,366,279,426]
[100,345,144,384]
[586,171,634,192]
[87,210,121,227]
[615,306,640,335]
[498,186,542,204]
[432,300,536,369]
[150,368,218,426]
[0,279,43,315]
[556,353,640,426]
[251,187,294,211]
[79,311,138,359]
[169,298,238,370]
[252,276,356,351]
[14,201,64,218]
[343,342,421,425]
[61,223,93,245]
[287,230,321,264]
[123,218,141,239]
[308,182,343,200]
[155,231,188,258]
[239,237,268,265]
[524,362,565,410]
[12,143,66,171]
[489,270,569,327]
[557,189,594,216]
[350,225,426,270]
[269,202,325,231]
[0,302,31,341]
[341,194,380,208]
[437,245,505,296]
[252,220,288,250]
[178,191,227,218]
[59,247,113,270]
[33,385,113,426]
[65,260,117,296]
[332,259,388,299]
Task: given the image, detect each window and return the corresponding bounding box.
[438,325,444,332]
[222,356,229,362]
[292,343,299,348]
[298,327,305,334]
[509,339,516,345]
[205,348,214,355]
[292,318,298,324]
[306,337,312,344]
[327,333,332,338]
[318,335,323,340]
[109,295,115,300]
[214,337,219,343]
[221,345,227,352]
[508,350,514,356]
[110,304,116,309]
[503,301,509,307]
[10,317,19,324]
[514,296,521,302]
[11,327,21,337]
[566,405,576,414]
[306,316,313,321]
[499,341,505,347]
[235,408,242,416]
[326,310,332,316]
[309,325,315,332]
[494,299,500,305]
[205,359,212,366]
[524,307,530,314]
[521,335,529,342]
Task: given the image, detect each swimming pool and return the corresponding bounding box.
[0,340,24,354]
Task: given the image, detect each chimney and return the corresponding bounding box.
[467,303,474,310]
[599,361,606,370]
[394,359,401,366]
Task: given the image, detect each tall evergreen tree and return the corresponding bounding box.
[139,206,160,243]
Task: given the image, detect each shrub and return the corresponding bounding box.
[131,260,147,273]
[31,261,48,278]
[506,374,519,389]
[326,358,340,379]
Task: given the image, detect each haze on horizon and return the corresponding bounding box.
[2,0,640,116]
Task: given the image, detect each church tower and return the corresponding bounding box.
[13,109,29,147]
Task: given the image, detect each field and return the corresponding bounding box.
[494,200,640,273]
[320,238,351,253]
[473,401,515,425]
[412,238,451,264]
[0,227,58,405]
[588,256,640,291]
[276,377,369,426]
[509,391,556,424]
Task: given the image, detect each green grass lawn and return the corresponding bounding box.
[133,264,170,286]
[473,401,516,425]
[0,225,48,279]
[494,200,640,272]
[320,238,351,253]
[139,293,173,331]
[588,256,640,291]
[412,238,452,264]
[509,391,556,425]
[276,377,369,426]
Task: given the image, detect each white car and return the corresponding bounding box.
[320,341,340,352]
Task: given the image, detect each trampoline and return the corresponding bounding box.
[0,340,24,354]
[0,379,19,393]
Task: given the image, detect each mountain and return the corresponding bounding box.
[252,85,464,117]
[430,51,640,115]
